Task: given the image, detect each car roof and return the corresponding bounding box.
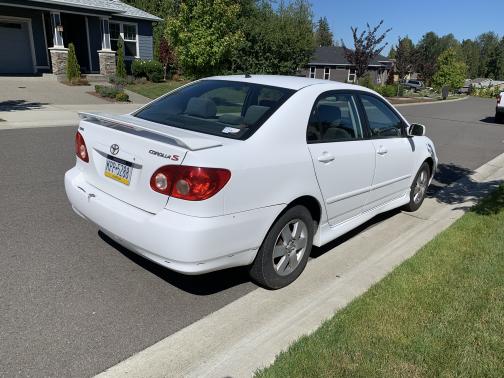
[204,74,374,92]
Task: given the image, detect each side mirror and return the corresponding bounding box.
[408,123,426,137]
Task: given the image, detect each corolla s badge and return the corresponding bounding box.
[110,144,120,155]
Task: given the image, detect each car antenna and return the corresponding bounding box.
[244,73,251,78]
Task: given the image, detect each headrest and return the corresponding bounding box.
[243,105,269,125]
[259,100,277,108]
[185,97,217,118]
[317,104,341,124]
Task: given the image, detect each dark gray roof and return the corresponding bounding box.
[29,0,161,21]
[309,46,391,67]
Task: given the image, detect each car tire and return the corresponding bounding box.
[249,205,314,290]
[403,162,431,212]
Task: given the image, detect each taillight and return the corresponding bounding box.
[150,165,231,201]
[75,132,89,162]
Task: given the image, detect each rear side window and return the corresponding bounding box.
[134,80,295,140]
[307,93,363,143]
[360,95,403,138]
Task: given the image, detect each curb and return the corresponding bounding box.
[95,152,504,378]
[394,96,469,107]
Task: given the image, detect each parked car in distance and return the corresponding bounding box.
[402,79,424,91]
[496,92,504,123]
[65,75,438,289]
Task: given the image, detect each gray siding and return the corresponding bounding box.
[0,5,49,70]
[137,20,153,60]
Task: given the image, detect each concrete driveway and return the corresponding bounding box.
[0,76,148,127]
[1,96,503,377]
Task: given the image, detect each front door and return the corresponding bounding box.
[61,13,89,72]
[359,94,415,210]
[307,92,375,226]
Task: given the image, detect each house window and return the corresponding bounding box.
[324,67,330,80]
[309,66,316,79]
[109,21,138,58]
[348,69,356,83]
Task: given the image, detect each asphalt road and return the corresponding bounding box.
[1,96,503,378]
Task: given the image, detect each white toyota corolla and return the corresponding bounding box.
[65,75,437,289]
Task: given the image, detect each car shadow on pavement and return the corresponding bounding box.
[429,163,502,209]
[480,116,503,125]
[0,99,48,111]
[99,231,251,295]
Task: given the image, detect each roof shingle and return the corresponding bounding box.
[309,46,391,66]
[29,0,161,21]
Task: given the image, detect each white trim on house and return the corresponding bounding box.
[347,68,356,83]
[309,66,315,79]
[84,16,93,71]
[323,66,330,80]
[41,12,50,67]
[109,20,139,59]
[0,16,37,73]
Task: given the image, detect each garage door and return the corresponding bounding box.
[0,19,34,74]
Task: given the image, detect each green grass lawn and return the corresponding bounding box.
[126,80,189,99]
[256,185,504,378]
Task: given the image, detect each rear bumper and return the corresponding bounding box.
[496,106,504,114]
[64,168,282,274]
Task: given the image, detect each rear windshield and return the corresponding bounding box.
[134,80,296,140]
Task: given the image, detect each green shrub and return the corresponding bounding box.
[66,43,80,81]
[115,92,129,102]
[131,59,163,81]
[95,85,120,98]
[116,37,127,79]
[148,70,163,83]
[358,74,374,89]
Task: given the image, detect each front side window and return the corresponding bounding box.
[307,93,363,143]
[135,80,295,140]
[109,22,137,58]
[360,94,403,138]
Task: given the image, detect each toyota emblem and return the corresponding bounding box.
[110,144,119,155]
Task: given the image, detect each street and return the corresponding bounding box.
[1,96,503,377]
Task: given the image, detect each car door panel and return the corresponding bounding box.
[307,92,375,226]
[359,94,415,210]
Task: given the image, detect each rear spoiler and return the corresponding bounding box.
[78,112,222,151]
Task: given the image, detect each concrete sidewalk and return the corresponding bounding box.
[96,152,504,378]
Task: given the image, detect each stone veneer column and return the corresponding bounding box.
[48,47,68,76]
[98,50,117,77]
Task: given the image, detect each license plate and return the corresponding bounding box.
[104,156,132,185]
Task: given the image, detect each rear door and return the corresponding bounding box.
[359,94,415,210]
[307,92,376,226]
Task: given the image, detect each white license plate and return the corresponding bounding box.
[104,156,132,185]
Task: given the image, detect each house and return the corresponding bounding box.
[304,46,394,85]
[0,0,161,77]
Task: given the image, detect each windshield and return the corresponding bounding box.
[134,80,296,140]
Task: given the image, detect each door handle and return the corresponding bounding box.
[318,152,335,163]
[377,146,388,155]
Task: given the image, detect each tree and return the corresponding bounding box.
[432,48,467,91]
[414,32,441,85]
[66,43,80,82]
[231,0,314,75]
[476,32,500,79]
[166,0,244,77]
[461,39,480,79]
[388,46,396,59]
[116,37,127,78]
[158,37,176,80]
[314,17,333,47]
[394,36,414,80]
[341,20,391,80]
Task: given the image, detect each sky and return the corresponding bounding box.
[311,0,504,54]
